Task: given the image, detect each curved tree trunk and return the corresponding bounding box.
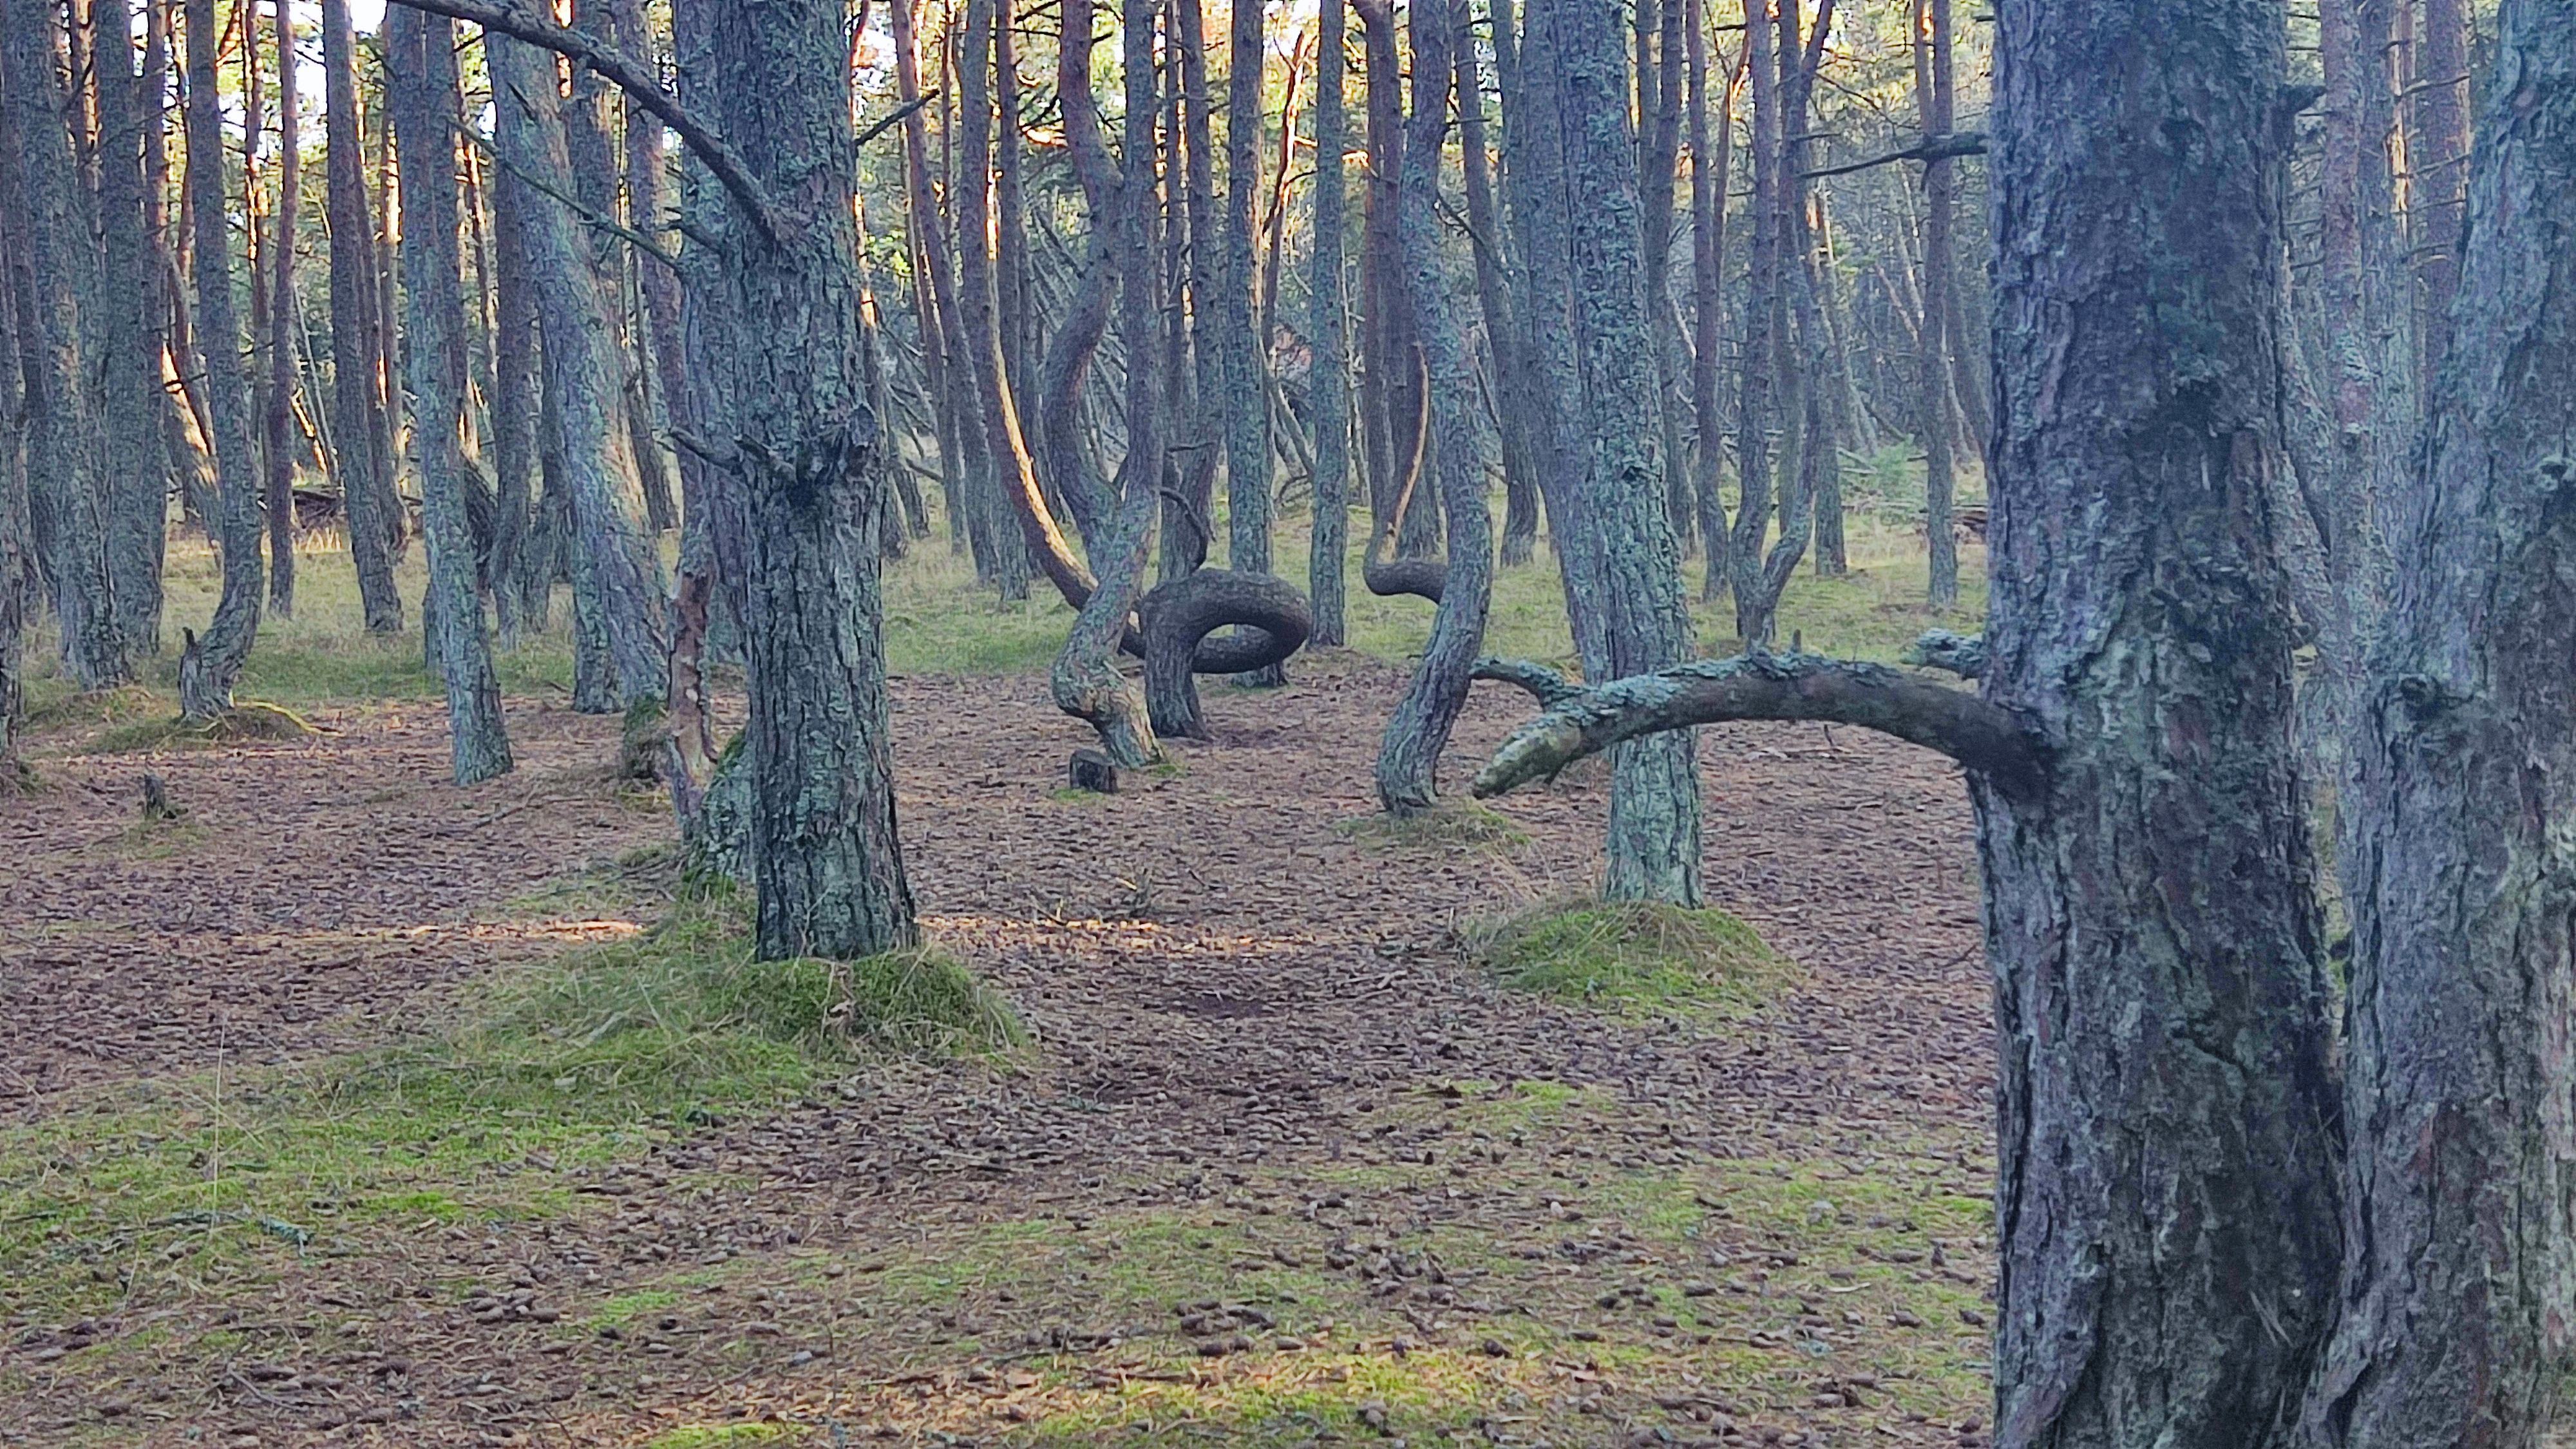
[2297,6,2576,1441]
[1305,0,1353,646]
[324,0,404,634]
[388,7,513,784]
[1374,0,1492,814]
[175,0,260,717]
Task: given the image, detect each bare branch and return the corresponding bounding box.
[385,0,788,245]
[1471,652,2040,798]
[1803,129,1985,179]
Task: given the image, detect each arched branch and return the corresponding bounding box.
[1472,652,2041,798]
[1470,656,1584,705]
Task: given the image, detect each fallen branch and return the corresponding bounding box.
[1471,651,2040,799]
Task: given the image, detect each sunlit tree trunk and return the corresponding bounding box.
[324,0,404,633]
[265,0,301,616]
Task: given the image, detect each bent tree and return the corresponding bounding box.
[1477,0,2343,1443]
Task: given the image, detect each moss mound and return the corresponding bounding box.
[87,701,316,753]
[1337,799,1531,851]
[1464,898,1791,1019]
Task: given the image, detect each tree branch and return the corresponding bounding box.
[1900,629,1989,679]
[1803,130,1985,179]
[386,0,788,245]
[459,121,679,270]
[1471,656,1584,705]
[1471,652,2040,799]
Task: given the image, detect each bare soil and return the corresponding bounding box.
[1,654,1999,1448]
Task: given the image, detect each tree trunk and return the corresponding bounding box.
[265,0,301,617]
[1525,0,1702,906]
[1726,0,1788,647]
[1636,0,1693,560]
[3,0,128,690]
[2297,5,2576,1441]
[1455,0,1542,576]
[1982,1,2343,1441]
[0,198,27,782]
[1217,0,1272,600]
[692,0,918,960]
[890,0,969,558]
[2409,0,2467,383]
[489,33,668,708]
[174,0,261,715]
[1305,0,1352,646]
[324,0,403,634]
[1914,0,1958,607]
[1685,0,1733,605]
[387,6,513,784]
[1374,0,1492,814]
[97,0,168,658]
[486,161,540,646]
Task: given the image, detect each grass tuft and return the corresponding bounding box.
[1463,897,1791,1019]
[1337,799,1531,851]
[86,701,317,753]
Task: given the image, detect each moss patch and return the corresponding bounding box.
[1335,799,1531,852]
[1463,898,1790,1019]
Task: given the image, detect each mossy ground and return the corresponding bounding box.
[1464,898,1795,1021]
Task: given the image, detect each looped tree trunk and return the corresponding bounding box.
[1139,569,1312,739]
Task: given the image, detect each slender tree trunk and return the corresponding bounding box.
[1727,0,1785,646]
[1217,0,1271,590]
[3,0,128,690]
[0,157,28,782]
[386,6,511,783]
[1357,0,1430,559]
[264,0,299,616]
[1306,0,1352,645]
[1915,0,1958,607]
[1685,1,1733,605]
[1375,0,1491,813]
[1982,1,2343,1441]
[98,0,167,658]
[891,0,970,558]
[490,33,668,708]
[2410,0,2467,383]
[1455,0,1540,575]
[1524,0,1703,905]
[323,0,402,632]
[486,162,539,646]
[1636,0,1692,560]
[2298,6,2576,1441]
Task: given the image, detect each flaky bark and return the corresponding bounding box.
[2297,6,2576,1441]
[175,0,260,717]
[323,0,403,634]
[1374,0,1492,814]
[388,7,513,784]
[1305,0,1353,646]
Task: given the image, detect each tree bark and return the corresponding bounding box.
[1455,0,1541,576]
[2297,5,2576,1441]
[1982,1,2342,1441]
[1306,0,1352,645]
[1685,1,1733,604]
[388,6,513,783]
[1726,0,1790,647]
[1217,0,1271,598]
[490,33,669,708]
[1524,0,1703,905]
[0,194,27,782]
[683,0,918,960]
[97,0,168,658]
[1374,0,1492,814]
[2410,0,2468,383]
[3,0,128,690]
[1914,0,1958,607]
[265,0,301,617]
[324,0,404,634]
[174,0,261,716]
[889,0,970,559]
[486,160,541,645]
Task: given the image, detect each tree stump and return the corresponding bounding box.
[1068,749,1119,794]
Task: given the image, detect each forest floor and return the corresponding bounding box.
[3,532,2002,1449]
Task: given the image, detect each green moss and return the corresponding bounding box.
[1334,799,1531,851]
[1463,898,1790,1019]
[639,1425,793,1449]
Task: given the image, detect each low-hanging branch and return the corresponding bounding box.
[386,0,788,245]
[1803,130,1986,179]
[1470,651,2041,799]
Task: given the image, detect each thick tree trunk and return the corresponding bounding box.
[388,7,513,784]
[3,0,128,690]
[1914,0,1958,608]
[324,0,403,634]
[97,0,167,658]
[2297,6,2576,1441]
[175,0,260,716]
[1525,0,1703,906]
[265,0,300,617]
[693,0,918,960]
[1374,0,1492,814]
[1982,1,2343,1441]
[490,33,668,708]
[1305,0,1352,646]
